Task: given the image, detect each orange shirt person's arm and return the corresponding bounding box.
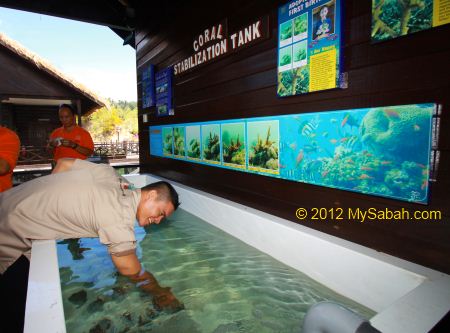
[0,127,20,192]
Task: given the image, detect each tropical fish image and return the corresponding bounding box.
[299,117,319,138]
[248,121,280,172]
[222,123,246,166]
[280,103,433,204]
[341,113,360,130]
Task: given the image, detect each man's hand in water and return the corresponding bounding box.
[151,286,184,312]
[130,270,184,312]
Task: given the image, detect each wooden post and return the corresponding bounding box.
[75,100,82,126]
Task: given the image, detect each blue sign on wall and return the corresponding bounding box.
[155,67,174,116]
[142,64,155,108]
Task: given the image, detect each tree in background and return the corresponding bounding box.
[83,99,138,142]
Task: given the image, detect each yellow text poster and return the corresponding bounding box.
[309,48,337,92]
[433,0,450,26]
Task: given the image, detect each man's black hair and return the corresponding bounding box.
[59,104,76,115]
[141,181,180,210]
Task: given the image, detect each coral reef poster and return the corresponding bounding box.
[186,125,201,160]
[149,103,435,204]
[278,0,343,97]
[372,0,450,42]
[248,120,280,174]
[162,127,173,156]
[222,122,246,169]
[201,124,221,164]
[173,127,186,158]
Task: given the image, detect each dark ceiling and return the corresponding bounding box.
[0,0,190,47]
[0,0,275,48]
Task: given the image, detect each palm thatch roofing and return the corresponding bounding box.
[0,32,108,115]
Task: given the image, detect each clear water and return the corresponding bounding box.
[57,208,375,332]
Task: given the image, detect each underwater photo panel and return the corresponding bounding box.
[280,104,434,203]
[201,124,221,164]
[279,45,293,72]
[293,12,308,42]
[293,40,308,68]
[173,127,186,158]
[222,122,246,169]
[248,120,280,174]
[279,19,293,47]
[186,125,201,160]
[150,103,434,204]
[371,0,441,43]
[162,127,173,156]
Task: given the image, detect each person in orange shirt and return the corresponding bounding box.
[0,126,20,192]
[49,104,94,162]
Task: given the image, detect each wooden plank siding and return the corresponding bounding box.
[135,0,450,273]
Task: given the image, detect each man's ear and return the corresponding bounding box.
[146,189,158,201]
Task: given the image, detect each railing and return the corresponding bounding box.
[17,141,139,165]
[93,141,139,159]
[17,146,52,165]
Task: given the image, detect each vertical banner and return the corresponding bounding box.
[372,0,450,42]
[277,0,343,97]
[141,64,155,108]
[149,104,435,204]
[155,67,174,116]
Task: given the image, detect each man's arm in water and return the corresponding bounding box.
[111,253,184,312]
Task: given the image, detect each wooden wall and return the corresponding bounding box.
[135,0,450,273]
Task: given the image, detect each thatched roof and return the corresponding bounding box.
[0,32,108,114]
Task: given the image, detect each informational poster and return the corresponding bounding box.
[150,103,435,204]
[141,64,155,108]
[372,0,450,42]
[155,67,174,117]
[277,0,342,97]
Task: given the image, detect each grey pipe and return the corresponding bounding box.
[302,302,381,333]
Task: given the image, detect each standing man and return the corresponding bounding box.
[0,158,181,332]
[48,104,94,162]
[0,125,20,192]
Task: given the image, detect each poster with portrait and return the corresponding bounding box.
[277,0,342,97]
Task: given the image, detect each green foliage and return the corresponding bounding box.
[83,99,138,142]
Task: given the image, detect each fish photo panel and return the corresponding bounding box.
[149,103,435,204]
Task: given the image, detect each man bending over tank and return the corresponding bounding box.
[0,158,182,332]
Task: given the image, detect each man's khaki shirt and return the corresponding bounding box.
[0,159,140,273]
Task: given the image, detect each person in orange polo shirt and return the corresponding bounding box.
[0,125,20,192]
[49,104,94,162]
